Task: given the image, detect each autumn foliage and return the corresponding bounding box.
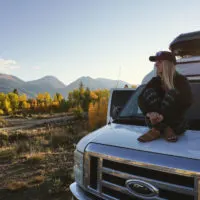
[0,84,110,130]
[88,96,108,131]
[0,90,68,115]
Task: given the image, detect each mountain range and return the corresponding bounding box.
[0,73,132,98]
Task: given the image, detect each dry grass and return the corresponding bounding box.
[6,181,28,191]
[9,128,52,141]
[49,128,68,148]
[0,131,8,139]
[28,175,45,184]
[0,131,9,146]
[49,127,87,150]
[0,116,88,199]
[0,117,9,128]
[0,147,16,161]
[15,141,30,154]
[8,130,30,142]
[49,167,73,194]
[32,112,67,119]
[25,152,45,165]
[0,146,13,152]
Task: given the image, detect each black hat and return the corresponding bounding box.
[149,51,176,64]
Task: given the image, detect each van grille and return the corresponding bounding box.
[103,159,194,188]
[84,145,199,200]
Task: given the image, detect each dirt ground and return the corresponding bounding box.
[0,114,89,200]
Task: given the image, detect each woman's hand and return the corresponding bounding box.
[146,112,164,125]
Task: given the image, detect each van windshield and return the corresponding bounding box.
[118,85,145,118]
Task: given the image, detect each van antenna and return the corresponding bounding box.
[115,65,122,88]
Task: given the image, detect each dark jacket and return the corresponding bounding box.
[138,72,193,117]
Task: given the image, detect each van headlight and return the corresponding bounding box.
[74,149,84,186]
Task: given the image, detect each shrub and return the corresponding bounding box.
[15,141,30,154]
[0,131,8,146]
[28,175,45,185]
[73,106,84,119]
[25,153,45,165]
[50,131,68,149]
[0,109,4,115]
[88,98,108,131]
[9,130,29,142]
[6,181,28,191]
[0,148,16,161]
[0,117,8,128]
[50,168,72,194]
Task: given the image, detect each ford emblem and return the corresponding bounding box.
[125,179,159,198]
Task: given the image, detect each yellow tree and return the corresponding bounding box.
[72,89,81,108]
[90,91,98,102]
[22,101,30,110]
[19,94,27,102]
[88,96,108,131]
[30,99,38,111]
[0,93,6,110]
[36,93,44,112]
[7,92,19,112]
[132,84,138,88]
[52,101,59,109]
[19,94,27,110]
[3,96,12,114]
[37,93,44,105]
[52,93,64,112]
[44,92,52,106]
[53,93,63,103]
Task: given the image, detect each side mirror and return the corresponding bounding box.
[112,105,122,119]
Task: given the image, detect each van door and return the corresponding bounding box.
[107,88,135,124]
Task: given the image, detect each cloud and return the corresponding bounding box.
[0,58,20,71]
[32,66,41,70]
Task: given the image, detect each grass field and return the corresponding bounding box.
[0,115,89,200]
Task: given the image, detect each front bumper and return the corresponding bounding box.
[70,182,101,200]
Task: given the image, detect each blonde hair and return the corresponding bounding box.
[161,60,176,90]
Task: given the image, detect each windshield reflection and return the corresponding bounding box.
[119,85,145,118]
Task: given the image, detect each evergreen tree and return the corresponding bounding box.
[13,89,19,95]
[82,87,91,111]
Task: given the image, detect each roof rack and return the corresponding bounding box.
[169,31,200,56]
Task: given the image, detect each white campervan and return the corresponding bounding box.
[70,31,200,200]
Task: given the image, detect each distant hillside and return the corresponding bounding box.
[0,73,24,89]
[0,73,35,97]
[96,78,131,88]
[23,76,66,96]
[58,76,132,98]
[0,74,132,98]
[26,76,66,89]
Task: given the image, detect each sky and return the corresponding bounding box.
[0,0,200,86]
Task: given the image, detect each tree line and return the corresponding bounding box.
[0,82,137,130]
[0,83,109,118]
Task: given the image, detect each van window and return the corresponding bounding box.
[119,85,145,118]
[110,90,135,118]
[186,81,200,129]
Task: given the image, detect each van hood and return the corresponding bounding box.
[77,123,200,160]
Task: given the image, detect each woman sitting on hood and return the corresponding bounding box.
[138,51,192,142]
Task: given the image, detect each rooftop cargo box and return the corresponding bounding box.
[169,31,200,56]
